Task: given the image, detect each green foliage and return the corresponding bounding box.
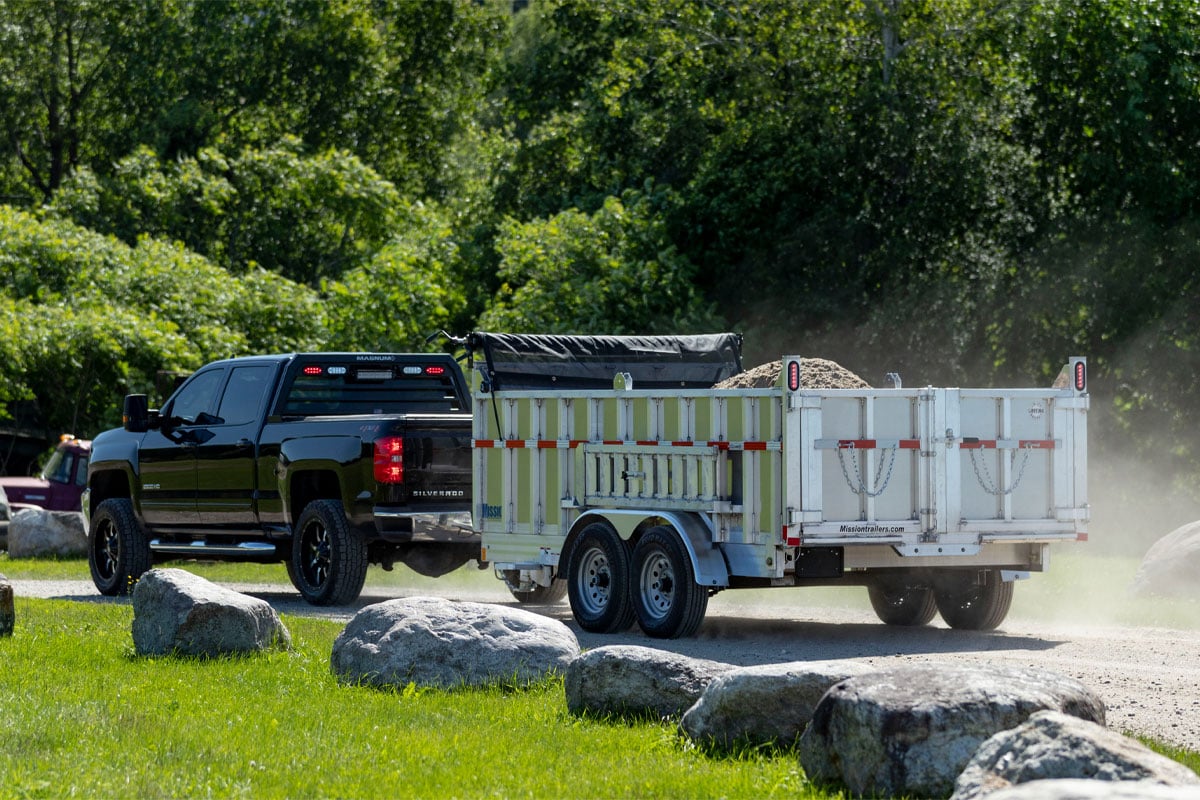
[480,190,719,334]
[53,139,404,286]
[0,206,324,435]
[323,204,468,351]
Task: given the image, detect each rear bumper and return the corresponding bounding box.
[373,509,475,543]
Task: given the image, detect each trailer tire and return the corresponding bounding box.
[868,577,937,626]
[88,498,152,596]
[565,522,635,633]
[290,499,368,606]
[935,569,1013,630]
[632,526,708,639]
[503,570,568,604]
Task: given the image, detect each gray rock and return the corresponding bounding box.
[330,596,579,690]
[565,644,734,719]
[680,659,875,750]
[953,710,1200,800]
[1130,520,1200,598]
[798,661,1106,799]
[985,779,1200,800]
[131,568,291,657]
[7,509,86,558]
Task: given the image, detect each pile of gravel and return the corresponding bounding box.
[714,358,871,390]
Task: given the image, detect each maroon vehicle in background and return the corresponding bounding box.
[0,435,91,513]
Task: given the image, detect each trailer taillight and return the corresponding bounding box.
[787,360,801,391]
[1074,361,1086,392]
[374,437,404,484]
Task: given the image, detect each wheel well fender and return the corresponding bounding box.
[562,510,728,588]
[287,470,342,526]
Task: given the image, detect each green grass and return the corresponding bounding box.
[0,598,819,799]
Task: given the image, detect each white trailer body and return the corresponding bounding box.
[470,335,1088,639]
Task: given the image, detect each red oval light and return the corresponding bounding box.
[787,361,801,391]
[1074,361,1086,392]
[425,365,446,376]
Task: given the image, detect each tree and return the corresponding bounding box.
[480,190,718,334]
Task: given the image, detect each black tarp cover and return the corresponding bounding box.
[467,332,743,391]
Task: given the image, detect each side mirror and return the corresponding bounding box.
[123,395,149,432]
[123,395,161,433]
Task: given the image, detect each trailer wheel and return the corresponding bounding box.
[503,570,568,604]
[565,522,635,633]
[290,499,368,606]
[867,577,937,626]
[632,526,708,639]
[935,569,1013,630]
[88,498,152,596]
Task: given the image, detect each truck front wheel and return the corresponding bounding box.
[935,569,1013,630]
[88,498,152,596]
[631,526,708,639]
[291,499,368,606]
[565,522,635,633]
[868,576,937,626]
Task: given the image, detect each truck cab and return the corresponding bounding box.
[0,435,91,513]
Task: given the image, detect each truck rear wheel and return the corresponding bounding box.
[502,570,568,604]
[868,576,937,626]
[632,526,708,639]
[935,569,1013,630]
[565,522,635,633]
[291,499,368,606]
[88,498,152,596]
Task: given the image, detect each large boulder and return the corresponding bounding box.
[1130,520,1200,598]
[331,596,579,690]
[984,780,1200,800]
[7,509,87,558]
[565,645,734,720]
[131,568,291,657]
[798,662,1106,799]
[952,711,1200,800]
[680,659,875,750]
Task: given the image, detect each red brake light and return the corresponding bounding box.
[425,365,446,376]
[1074,361,1086,392]
[303,366,323,376]
[374,436,404,484]
[787,360,801,391]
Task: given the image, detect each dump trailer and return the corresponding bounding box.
[469,333,1088,639]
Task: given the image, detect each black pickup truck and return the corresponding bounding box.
[84,352,474,605]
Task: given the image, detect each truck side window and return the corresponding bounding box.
[216,365,274,426]
[170,369,225,425]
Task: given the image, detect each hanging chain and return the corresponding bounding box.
[836,442,897,498]
[969,445,1033,496]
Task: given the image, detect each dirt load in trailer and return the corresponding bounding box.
[468,332,1089,639]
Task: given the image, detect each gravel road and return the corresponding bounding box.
[13,576,1200,753]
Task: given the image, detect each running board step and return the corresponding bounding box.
[149,540,278,559]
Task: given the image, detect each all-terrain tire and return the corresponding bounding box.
[290,499,369,606]
[88,498,152,596]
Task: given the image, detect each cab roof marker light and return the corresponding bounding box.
[302,366,323,376]
[328,366,347,376]
[425,365,446,376]
[402,366,423,375]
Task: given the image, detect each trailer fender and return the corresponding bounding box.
[567,510,729,589]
